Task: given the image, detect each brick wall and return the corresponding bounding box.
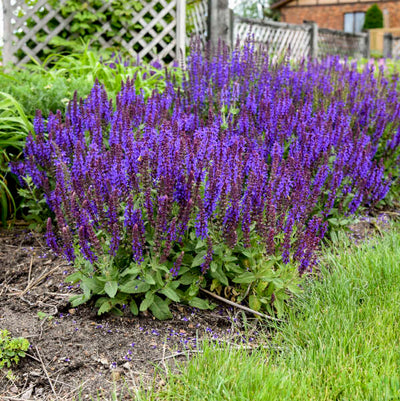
[279,1,400,30]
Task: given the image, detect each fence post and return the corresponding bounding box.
[364,31,370,59]
[208,0,232,48]
[2,0,13,66]
[304,21,318,58]
[383,33,393,58]
[176,0,186,66]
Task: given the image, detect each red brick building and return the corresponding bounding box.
[271,0,400,33]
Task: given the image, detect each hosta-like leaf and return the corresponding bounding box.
[159,286,181,302]
[210,266,229,286]
[98,300,113,314]
[119,280,150,294]
[130,299,139,315]
[140,292,154,312]
[144,273,156,285]
[149,295,172,320]
[191,251,207,268]
[188,297,211,310]
[104,281,118,298]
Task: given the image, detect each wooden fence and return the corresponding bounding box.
[187,0,208,47]
[2,0,371,67]
[369,27,400,55]
[318,28,369,59]
[234,17,311,61]
[394,37,400,59]
[383,33,400,59]
[232,17,369,60]
[2,0,186,66]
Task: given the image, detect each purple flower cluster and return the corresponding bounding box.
[13,41,399,274]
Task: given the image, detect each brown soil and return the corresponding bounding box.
[0,227,264,400]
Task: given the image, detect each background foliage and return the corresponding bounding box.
[363,4,384,30]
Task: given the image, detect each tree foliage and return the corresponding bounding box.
[363,4,384,30]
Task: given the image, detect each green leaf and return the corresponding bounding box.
[159,286,181,302]
[140,292,154,312]
[225,263,242,274]
[232,271,256,284]
[155,270,164,287]
[130,299,139,316]
[119,280,150,294]
[70,294,90,307]
[188,297,211,310]
[121,265,141,277]
[195,240,205,250]
[65,272,83,283]
[210,261,219,272]
[110,307,124,317]
[98,300,113,314]
[271,278,284,289]
[210,266,229,286]
[149,295,172,320]
[223,255,238,263]
[256,267,275,281]
[104,281,118,298]
[249,295,261,312]
[81,276,104,294]
[179,272,198,285]
[144,273,156,285]
[186,282,200,298]
[191,251,207,268]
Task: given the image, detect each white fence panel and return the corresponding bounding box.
[234,17,311,61]
[2,0,186,66]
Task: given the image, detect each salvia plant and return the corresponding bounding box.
[12,40,400,319]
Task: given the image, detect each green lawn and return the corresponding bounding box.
[148,225,400,401]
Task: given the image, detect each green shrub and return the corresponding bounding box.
[363,4,384,30]
[0,68,92,118]
[0,330,30,369]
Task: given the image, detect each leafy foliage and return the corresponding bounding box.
[0,92,33,226]
[363,4,384,30]
[0,330,30,369]
[0,48,179,118]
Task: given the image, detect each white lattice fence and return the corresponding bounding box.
[318,28,368,59]
[234,17,311,61]
[2,0,186,66]
[393,36,400,59]
[187,0,208,47]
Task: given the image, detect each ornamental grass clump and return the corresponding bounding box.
[13,41,400,319]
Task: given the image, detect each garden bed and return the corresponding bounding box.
[0,227,264,400]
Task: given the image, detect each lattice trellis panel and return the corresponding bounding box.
[2,0,186,67]
[187,0,208,47]
[234,17,311,61]
[393,36,400,59]
[318,28,368,59]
